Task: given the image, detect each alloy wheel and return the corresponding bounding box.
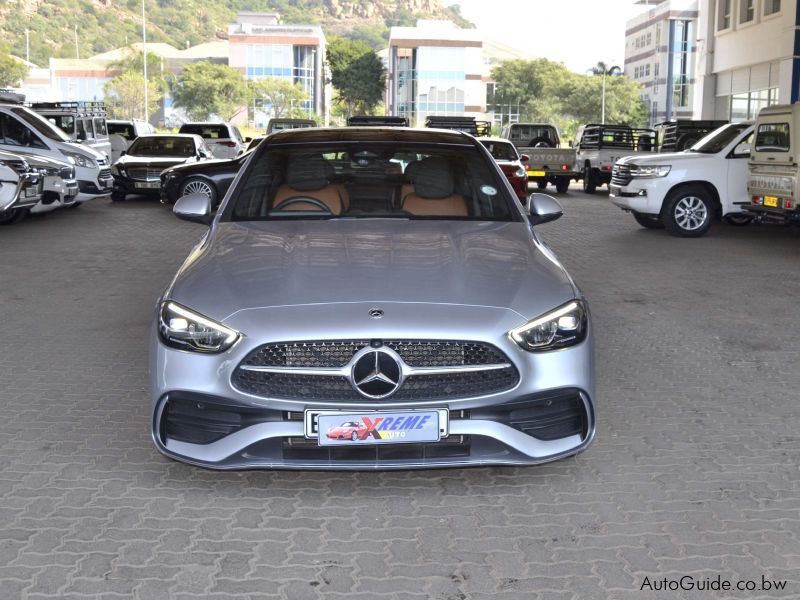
[674,196,708,231]
[182,180,214,198]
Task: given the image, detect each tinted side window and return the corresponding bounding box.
[755,123,790,152]
[1,114,46,149]
[94,118,107,136]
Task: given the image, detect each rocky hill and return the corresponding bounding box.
[0,0,472,66]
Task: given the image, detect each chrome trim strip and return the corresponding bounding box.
[238,363,511,376]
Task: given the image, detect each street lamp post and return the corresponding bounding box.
[142,0,148,123]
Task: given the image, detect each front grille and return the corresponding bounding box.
[241,340,509,368]
[99,168,112,179]
[233,340,519,402]
[611,164,632,186]
[126,167,161,180]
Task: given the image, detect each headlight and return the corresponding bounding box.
[158,301,240,353]
[63,152,95,169]
[514,166,527,178]
[110,164,121,176]
[629,164,671,178]
[509,300,587,352]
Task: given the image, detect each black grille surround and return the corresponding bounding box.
[611,163,632,187]
[232,340,520,402]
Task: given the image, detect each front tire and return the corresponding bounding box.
[555,177,570,194]
[582,166,597,194]
[0,207,28,225]
[633,212,664,229]
[110,192,126,202]
[536,180,547,190]
[663,186,713,237]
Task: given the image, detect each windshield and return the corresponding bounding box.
[508,125,557,145]
[46,115,75,134]
[689,123,750,154]
[226,142,519,222]
[179,124,229,139]
[481,141,519,161]
[9,107,70,142]
[128,136,196,157]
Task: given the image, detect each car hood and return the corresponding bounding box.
[167,219,577,324]
[618,151,710,166]
[116,155,194,168]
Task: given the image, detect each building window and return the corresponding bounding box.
[646,32,652,46]
[728,87,780,120]
[672,20,693,108]
[645,64,651,77]
[740,0,755,22]
[764,0,780,14]
[718,0,732,29]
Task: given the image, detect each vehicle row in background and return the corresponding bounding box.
[178,122,247,159]
[575,124,657,194]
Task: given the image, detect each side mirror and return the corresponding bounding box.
[528,193,563,225]
[520,154,530,163]
[174,193,212,225]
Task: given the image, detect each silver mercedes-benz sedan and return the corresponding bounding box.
[150,127,595,469]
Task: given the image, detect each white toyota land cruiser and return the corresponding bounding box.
[609,122,754,237]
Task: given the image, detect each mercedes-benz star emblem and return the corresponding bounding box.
[351,349,402,399]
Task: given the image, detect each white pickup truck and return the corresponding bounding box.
[609,122,754,237]
[575,124,657,193]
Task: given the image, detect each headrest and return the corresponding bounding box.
[407,157,455,199]
[286,155,330,191]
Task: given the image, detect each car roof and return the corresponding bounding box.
[135,133,200,140]
[266,126,475,145]
[480,137,514,144]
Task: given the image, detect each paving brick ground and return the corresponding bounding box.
[0,189,798,600]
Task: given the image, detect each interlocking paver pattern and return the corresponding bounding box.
[0,190,797,599]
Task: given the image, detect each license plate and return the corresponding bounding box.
[527,170,546,178]
[135,181,160,189]
[764,195,779,207]
[306,409,448,446]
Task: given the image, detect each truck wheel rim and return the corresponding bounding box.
[674,196,708,230]
[183,180,213,198]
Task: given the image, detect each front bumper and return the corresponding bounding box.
[609,179,667,215]
[1,173,42,213]
[113,175,162,196]
[150,309,596,470]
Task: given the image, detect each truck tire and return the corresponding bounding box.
[111,191,126,202]
[582,165,597,194]
[675,134,700,151]
[632,212,664,229]
[663,185,713,237]
[528,137,553,148]
[555,177,570,194]
[537,180,548,190]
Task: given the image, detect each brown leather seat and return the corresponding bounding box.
[401,157,467,217]
[272,155,349,215]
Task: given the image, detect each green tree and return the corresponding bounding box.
[103,71,163,120]
[327,37,386,118]
[490,58,648,142]
[0,43,28,87]
[170,61,250,121]
[249,77,309,119]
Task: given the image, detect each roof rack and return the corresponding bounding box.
[424,115,491,137]
[346,115,409,127]
[0,89,26,105]
[28,101,107,116]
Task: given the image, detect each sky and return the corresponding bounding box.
[443,0,647,73]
